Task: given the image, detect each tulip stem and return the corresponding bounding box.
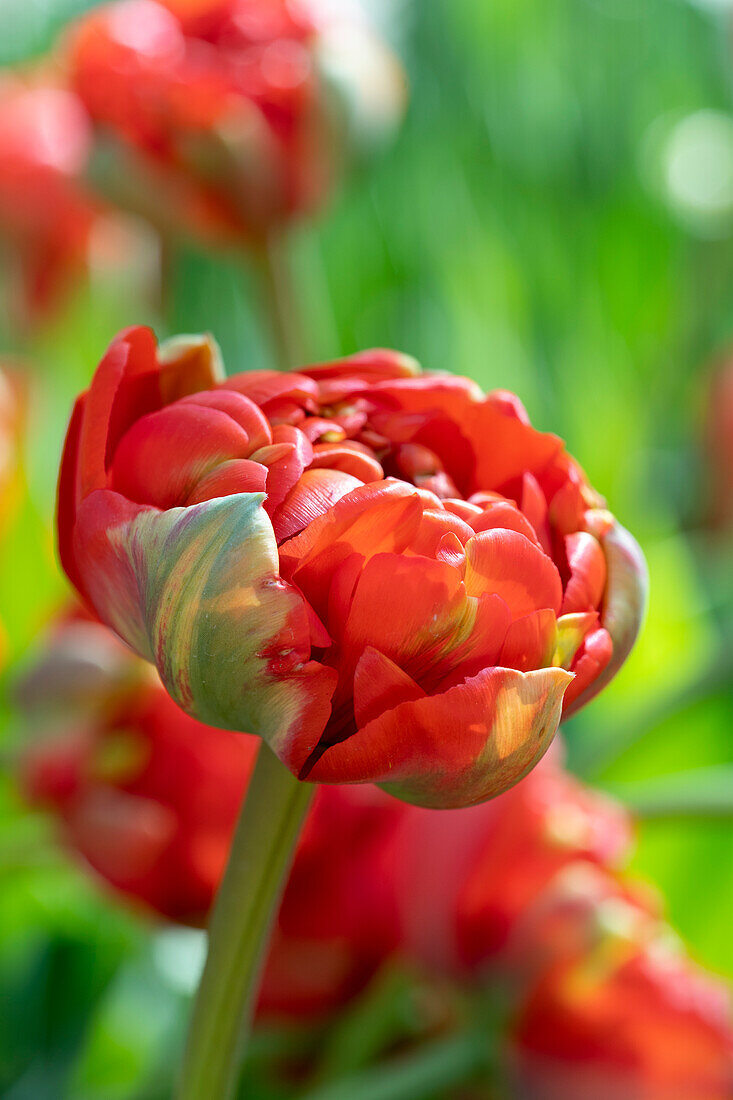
[256,231,303,371]
[176,742,313,1100]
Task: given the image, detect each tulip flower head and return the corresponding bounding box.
[508,876,733,1100]
[0,76,158,322]
[0,77,96,317]
[57,328,647,808]
[67,0,406,245]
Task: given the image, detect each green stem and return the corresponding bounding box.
[176,743,313,1100]
[300,1033,490,1100]
[256,231,303,371]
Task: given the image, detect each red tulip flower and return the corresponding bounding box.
[57,327,646,807]
[0,76,158,322]
[19,615,403,1014]
[0,77,96,316]
[66,0,405,245]
[383,747,632,976]
[508,874,733,1100]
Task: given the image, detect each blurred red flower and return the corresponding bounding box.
[0,77,95,317]
[66,0,405,245]
[507,868,733,1100]
[387,752,633,977]
[19,614,403,1015]
[0,76,158,322]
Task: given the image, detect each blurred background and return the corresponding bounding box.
[1,0,733,1097]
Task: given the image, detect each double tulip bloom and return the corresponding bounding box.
[67,0,405,245]
[58,327,646,807]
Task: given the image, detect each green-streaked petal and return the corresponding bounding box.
[73,488,337,750]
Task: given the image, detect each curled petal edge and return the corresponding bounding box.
[563,514,648,718]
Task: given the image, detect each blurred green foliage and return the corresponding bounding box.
[2,0,733,1096]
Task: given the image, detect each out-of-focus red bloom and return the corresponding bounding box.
[507,869,733,1100]
[0,77,95,317]
[57,327,647,808]
[387,750,633,977]
[19,615,402,1014]
[0,77,159,322]
[66,0,405,245]
[704,353,733,529]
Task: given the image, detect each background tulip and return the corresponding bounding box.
[65,0,406,248]
[0,77,157,324]
[57,326,646,808]
[507,876,733,1100]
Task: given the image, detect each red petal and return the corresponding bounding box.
[561,531,607,614]
[471,501,542,547]
[57,393,87,597]
[466,402,563,493]
[432,593,512,690]
[186,458,268,504]
[326,552,365,639]
[562,627,613,711]
[224,370,318,409]
[179,389,272,451]
[79,326,159,496]
[464,530,563,619]
[486,389,531,423]
[111,403,251,509]
[443,499,484,523]
[435,532,467,571]
[353,646,426,728]
[279,481,423,617]
[310,442,384,483]
[499,609,557,671]
[272,469,363,542]
[409,509,474,557]
[521,473,551,554]
[340,552,467,684]
[301,417,346,444]
[307,666,573,809]
[260,424,313,516]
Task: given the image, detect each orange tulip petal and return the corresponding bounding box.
[464,530,563,619]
